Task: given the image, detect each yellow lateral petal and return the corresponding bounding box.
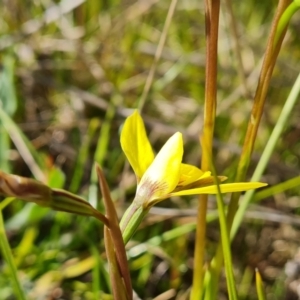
[177,164,204,186]
[136,132,183,207]
[178,164,213,186]
[169,182,267,197]
[174,175,227,192]
[120,110,154,182]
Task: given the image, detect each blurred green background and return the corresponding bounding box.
[0,0,300,299]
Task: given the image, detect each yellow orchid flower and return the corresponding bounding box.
[119,110,266,244]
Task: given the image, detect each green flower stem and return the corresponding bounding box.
[120,202,150,245]
[210,165,238,300]
[215,194,238,300]
[0,209,26,300]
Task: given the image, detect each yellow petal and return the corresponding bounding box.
[174,175,227,192]
[178,164,212,186]
[120,110,154,182]
[135,132,183,206]
[169,182,267,197]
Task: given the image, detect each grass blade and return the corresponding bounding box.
[0,208,26,300]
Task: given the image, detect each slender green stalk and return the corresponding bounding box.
[191,1,220,299]
[231,72,300,239]
[0,209,26,300]
[215,194,238,300]
[208,156,238,300]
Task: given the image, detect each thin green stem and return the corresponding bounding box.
[201,139,238,300]
[211,172,238,300]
